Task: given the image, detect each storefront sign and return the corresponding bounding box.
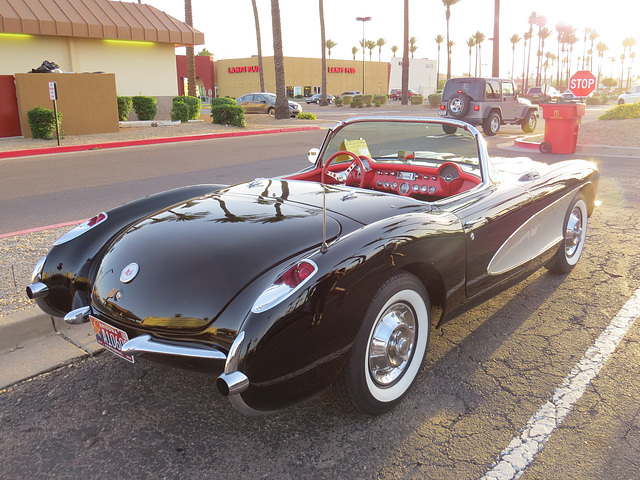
[328,67,356,74]
[228,66,260,73]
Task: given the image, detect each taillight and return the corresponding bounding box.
[53,212,108,246]
[252,260,318,313]
[440,105,446,111]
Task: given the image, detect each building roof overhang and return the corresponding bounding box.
[0,0,204,45]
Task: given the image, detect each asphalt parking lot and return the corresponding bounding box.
[1,106,639,479]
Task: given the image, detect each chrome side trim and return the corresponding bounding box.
[121,334,226,360]
[64,306,92,324]
[224,331,245,374]
[26,282,49,299]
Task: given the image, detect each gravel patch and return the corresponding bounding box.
[577,118,640,147]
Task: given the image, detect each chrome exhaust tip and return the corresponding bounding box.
[26,282,49,299]
[216,371,249,396]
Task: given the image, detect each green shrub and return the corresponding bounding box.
[601,95,610,104]
[351,99,365,108]
[173,95,201,120]
[428,92,443,106]
[410,95,424,105]
[598,102,640,120]
[27,106,63,140]
[341,95,353,106]
[586,96,602,105]
[335,97,343,106]
[297,112,317,120]
[362,95,373,106]
[373,95,388,105]
[117,96,133,121]
[171,101,190,123]
[211,97,237,107]
[211,104,246,127]
[132,96,157,121]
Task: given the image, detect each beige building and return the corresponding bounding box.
[216,57,389,99]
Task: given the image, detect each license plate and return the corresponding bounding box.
[90,316,135,363]
[438,110,446,116]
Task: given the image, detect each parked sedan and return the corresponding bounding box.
[526,85,560,103]
[617,85,640,104]
[28,117,598,416]
[236,92,302,116]
[390,88,419,100]
[305,93,335,104]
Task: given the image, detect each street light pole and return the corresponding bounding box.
[356,16,371,94]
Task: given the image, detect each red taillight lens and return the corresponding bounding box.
[440,105,445,110]
[252,260,318,313]
[473,105,480,111]
[276,260,315,288]
[87,212,107,227]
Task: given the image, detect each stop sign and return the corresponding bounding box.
[569,70,597,97]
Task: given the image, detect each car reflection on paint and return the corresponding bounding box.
[27,117,599,416]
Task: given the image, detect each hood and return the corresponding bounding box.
[92,183,341,331]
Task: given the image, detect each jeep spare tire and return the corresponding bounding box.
[448,94,470,117]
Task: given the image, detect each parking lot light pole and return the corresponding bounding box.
[356,16,371,94]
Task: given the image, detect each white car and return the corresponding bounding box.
[617,85,640,104]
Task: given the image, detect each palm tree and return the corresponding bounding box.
[596,42,608,91]
[376,38,387,62]
[325,39,337,59]
[544,52,556,84]
[319,1,328,106]
[442,0,461,79]
[588,29,599,70]
[391,45,399,57]
[509,34,521,79]
[491,0,500,77]
[474,31,485,76]
[402,0,410,104]
[409,36,417,59]
[623,37,637,90]
[366,40,376,61]
[251,0,265,92]
[352,46,359,61]
[534,15,547,85]
[435,35,444,88]
[536,27,552,85]
[565,31,579,85]
[466,37,476,77]
[184,0,196,97]
[524,11,537,91]
[270,0,288,119]
[522,32,531,89]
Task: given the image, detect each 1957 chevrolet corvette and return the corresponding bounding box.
[27,117,598,415]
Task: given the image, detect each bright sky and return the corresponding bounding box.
[142,0,637,79]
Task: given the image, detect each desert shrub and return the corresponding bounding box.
[117,96,133,121]
[586,96,602,105]
[362,95,373,106]
[373,95,387,105]
[410,95,424,105]
[211,104,246,127]
[27,106,63,140]
[341,95,353,106]
[598,102,640,120]
[173,95,201,120]
[132,96,157,120]
[211,97,237,107]
[335,97,343,106]
[297,112,317,120]
[171,101,190,123]
[351,99,365,108]
[428,92,443,106]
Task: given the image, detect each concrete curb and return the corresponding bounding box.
[0,307,103,389]
[0,125,322,160]
[513,136,640,157]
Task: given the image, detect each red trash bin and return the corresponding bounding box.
[539,103,586,154]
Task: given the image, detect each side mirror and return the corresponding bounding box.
[308,148,319,164]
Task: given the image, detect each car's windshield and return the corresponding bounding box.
[322,120,481,177]
[263,93,276,102]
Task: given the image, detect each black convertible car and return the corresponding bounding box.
[27,117,599,415]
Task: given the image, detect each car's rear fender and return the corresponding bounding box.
[31,184,226,317]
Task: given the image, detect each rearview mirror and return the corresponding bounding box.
[308,148,319,164]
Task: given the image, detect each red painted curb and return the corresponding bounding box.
[0,126,322,160]
[514,137,542,150]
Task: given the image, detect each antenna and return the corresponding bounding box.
[321,184,328,253]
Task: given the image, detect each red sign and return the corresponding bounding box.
[228,66,260,74]
[569,71,596,97]
[328,67,356,74]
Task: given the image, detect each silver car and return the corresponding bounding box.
[617,85,640,105]
[236,92,302,117]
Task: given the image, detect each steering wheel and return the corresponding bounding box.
[321,150,366,188]
[437,162,464,196]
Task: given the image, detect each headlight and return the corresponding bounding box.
[53,212,108,246]
[251,260,318,313]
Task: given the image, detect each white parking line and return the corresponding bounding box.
[482,287,640,480]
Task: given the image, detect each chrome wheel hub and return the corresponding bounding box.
[450,99,463,114]
[368,303,416,387]
[565,206,584,258]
